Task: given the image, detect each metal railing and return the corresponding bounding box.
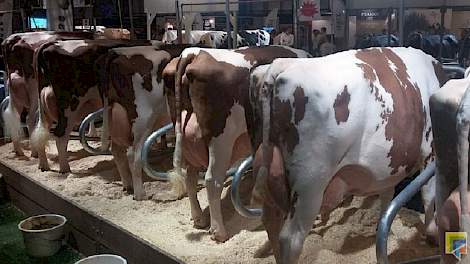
[78,108,111,155]
[230,155,262,218]
[376,162,436,264]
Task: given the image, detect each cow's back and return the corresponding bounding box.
[259,47,440,194]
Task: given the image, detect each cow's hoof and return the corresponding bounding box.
[59,169,71,174]
[209,228,229,242]
[39,165,50,171]
[15,150,25,157]
[193,217,209,229]
[133,193,147,201]
[124,187,134,195]
[30,151,38,158]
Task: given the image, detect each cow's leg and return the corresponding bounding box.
[55,131,72,173]
[128,146,146,201]
[422,176,438,244]
[379,188,395,217]
[278,180,326,264]
[262,202,286,263]
[87,121,98,138]
[26,113,38,158]
[111,142,133,193]
[205,135,238,242]
[186,166,208,228]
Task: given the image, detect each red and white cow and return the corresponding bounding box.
[249,47,444,263]
[102,44,191,200]
[430,70,470,263]
[165,46,310,242]
[31,39,149,173]
[1,31,93,157]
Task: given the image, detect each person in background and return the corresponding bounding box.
[312,29,320,56]
[274,27,294,47]
[319,35,336,56]
[318,27,328,48]
[270,29,277,45]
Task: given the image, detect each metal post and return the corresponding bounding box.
[128,0,135,39]
[376,162,436,264]
[293,0,299,48]
[387,8,392,46]
[398,0,405,47]
[225,0,232,49]
[176,0,182,44]
[439,5,446,62]
[344,0,350,50]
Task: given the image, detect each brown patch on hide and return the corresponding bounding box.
[333,86,350,125]
[355,48,425,175]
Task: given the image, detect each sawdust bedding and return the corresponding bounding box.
[0,140,439,263]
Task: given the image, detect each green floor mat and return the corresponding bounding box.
[0,204,81,264]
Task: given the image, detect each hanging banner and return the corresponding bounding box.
[298,0,321,22]
[47,0,74,31]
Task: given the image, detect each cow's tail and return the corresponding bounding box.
[251,70,274,206]
[30,43,52,153]
[168,54,195,198]
[457,85,470,234]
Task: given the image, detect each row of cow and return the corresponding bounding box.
[162,29,271,48]
[2,30,470,263]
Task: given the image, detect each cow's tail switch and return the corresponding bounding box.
[30,90,50,153]
[2,90,22,142]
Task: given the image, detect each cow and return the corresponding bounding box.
[1,31,94,157]
[31,39,150,173]
[248,47,445,264]
[100,44,196,200]
[199,30,271,48]
[162,30,214,44]
[164,46,311,242]
[429,69,470,263]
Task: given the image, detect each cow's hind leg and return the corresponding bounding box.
[186,166,208,228]
[128,146,147,201]
[26,113,38,158]
[421,176,438,244]
[56,132,72,173]
[278,177,327,264]
[111,142,133,193]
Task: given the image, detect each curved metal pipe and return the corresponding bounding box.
[0,96,9,126]
[376,162,436,264]
[141,123,242,181]
[79,108,110,155]
[230,156,262,218]
[142,123,174,181]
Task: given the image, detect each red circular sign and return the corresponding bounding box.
[300,1,319,17]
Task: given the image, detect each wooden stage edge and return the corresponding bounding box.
[0,159,183,264]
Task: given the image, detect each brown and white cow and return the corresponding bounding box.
[1,31,94,157]
[249,47,444,263]
[31,39,149,173]
[165,46,310,241]
[101,44,193,200]
[429,70,470,263]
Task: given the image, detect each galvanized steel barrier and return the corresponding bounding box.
[230,155,262,218]
[376,162,436,264]
[79,108,110,155]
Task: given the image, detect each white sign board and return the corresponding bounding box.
[145,0,238,15]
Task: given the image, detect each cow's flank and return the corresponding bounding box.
[333,86,350,125]
[355,48,425,174]
[184,50,250,144]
